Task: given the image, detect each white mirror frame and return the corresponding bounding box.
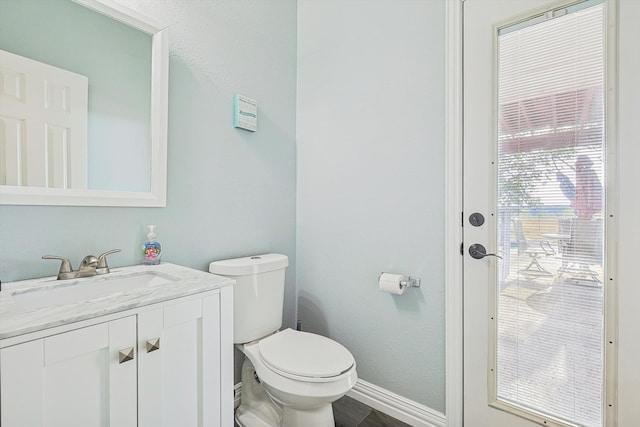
[0,0,168,207]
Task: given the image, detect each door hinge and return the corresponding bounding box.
[460,242,464,255]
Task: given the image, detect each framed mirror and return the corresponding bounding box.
[0,0,168,206]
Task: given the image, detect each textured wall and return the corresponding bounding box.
[1,0,451,413]
[297,0,446,412]
[0,0,298,332]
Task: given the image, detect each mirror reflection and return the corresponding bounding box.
[0,0,155,194]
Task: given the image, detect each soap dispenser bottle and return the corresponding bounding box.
[142,225,162,265]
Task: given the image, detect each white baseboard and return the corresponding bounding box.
[347,379,447,427]
[234,379,446,427]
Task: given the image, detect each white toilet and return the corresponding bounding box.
[209,254,357,427]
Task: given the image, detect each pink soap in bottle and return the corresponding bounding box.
[142,225,162,265]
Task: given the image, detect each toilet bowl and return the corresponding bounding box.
[237,328,357,426]
[236,330,358,426]
[209,254,358,427]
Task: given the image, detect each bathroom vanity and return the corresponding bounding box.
[0,263,234,427]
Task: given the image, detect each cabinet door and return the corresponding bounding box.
[0,317,137,427]
[138,294,221,427]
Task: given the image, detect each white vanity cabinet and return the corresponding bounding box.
[0,287,233,427]
[1,316,138,427]
[137,294,224,427]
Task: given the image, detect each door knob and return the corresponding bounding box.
[469,243,502,260]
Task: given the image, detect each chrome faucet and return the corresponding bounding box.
[42,249,121,280]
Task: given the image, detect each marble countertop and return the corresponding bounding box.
[0,263,234,341]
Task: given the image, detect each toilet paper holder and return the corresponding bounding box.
[400,276,421,289]
[379,273,421,289]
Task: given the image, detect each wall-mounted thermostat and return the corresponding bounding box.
[234,94,257,132]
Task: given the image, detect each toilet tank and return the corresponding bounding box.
[209,254,288,344]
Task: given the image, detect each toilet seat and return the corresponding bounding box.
[258,329,355,381]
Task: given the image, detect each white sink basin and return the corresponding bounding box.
[11,271,178,309]
[1,263,232,341]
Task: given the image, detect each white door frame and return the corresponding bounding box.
[444,0,464,426]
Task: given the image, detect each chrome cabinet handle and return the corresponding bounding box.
[119,347,135,364]
[469,243,503,260]
[146,337,160,353]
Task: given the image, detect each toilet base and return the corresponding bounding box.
[236,359,283,427]
[237,404,335,427]
[282,404,335,427]
[235,411,274,427]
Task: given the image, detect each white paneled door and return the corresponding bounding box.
[463,0,619,426]
[0,49,88,189]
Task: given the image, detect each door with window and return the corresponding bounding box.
[463,0,616,426]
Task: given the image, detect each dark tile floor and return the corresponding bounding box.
[333,395,412,427]
[234,395,412,427]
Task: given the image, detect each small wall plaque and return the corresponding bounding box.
[234,94,257,132]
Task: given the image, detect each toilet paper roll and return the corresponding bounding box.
[378,273,408,295]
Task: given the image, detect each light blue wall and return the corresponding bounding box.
[297,0,446,412]
[0,0,298,330]
[1,0,448,413]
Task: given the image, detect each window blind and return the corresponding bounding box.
[495,2,605,426]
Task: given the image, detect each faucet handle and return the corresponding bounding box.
[96,249,121,273]
[42,255,74,280]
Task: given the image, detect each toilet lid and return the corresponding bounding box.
[258,329,354,379]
